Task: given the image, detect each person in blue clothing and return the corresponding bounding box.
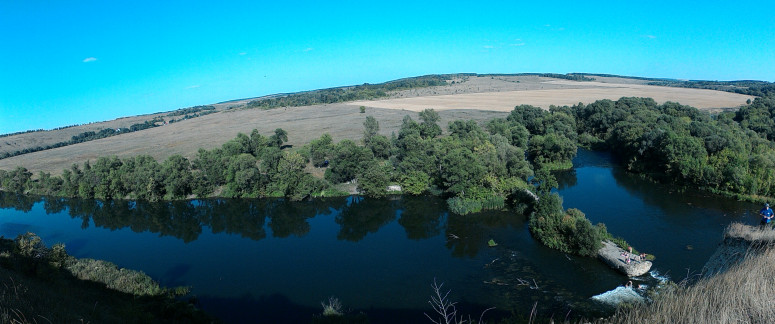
[760,203,774,228]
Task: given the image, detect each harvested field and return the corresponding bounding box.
[349,80,755,112]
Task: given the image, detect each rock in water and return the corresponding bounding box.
[597,241,652,277]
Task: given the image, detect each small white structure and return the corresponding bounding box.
[387,185,402,192]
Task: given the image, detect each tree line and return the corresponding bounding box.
[245,75,451,109]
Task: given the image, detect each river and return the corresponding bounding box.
[0,149,762,323]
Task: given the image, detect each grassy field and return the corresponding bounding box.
[0,75,755,175]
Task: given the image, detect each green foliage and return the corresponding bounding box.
[446,196,483,215]
[362,116,391,158]
[326,140,374,183]
[419,109,442,139]
[528,132,577,166]
[528,193,603,256]
[309,133,334,167]
[508,104,546,135]
[13,232,43,258]
[398,170,431,195]
[357,163,390,198]
[269,128,289,147]
[574,96,775,198]
[0,234,211,323]
[161,155,193,199]
[0,167,32,193]
[224,153,261,197]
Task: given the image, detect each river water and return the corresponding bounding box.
[0,149,762,323]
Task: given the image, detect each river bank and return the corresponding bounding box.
[0,233,215,323]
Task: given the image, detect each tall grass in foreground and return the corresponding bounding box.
[724,222,775,242]
[603,224,775,324]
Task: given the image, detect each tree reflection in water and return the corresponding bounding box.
[334,196,397,242]
[1,192,517,258]
[396,196,445,240]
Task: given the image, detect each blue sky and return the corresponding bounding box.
[1,1,774,134]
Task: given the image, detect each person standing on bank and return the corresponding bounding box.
[759,203,774,228]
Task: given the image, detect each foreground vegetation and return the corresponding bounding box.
[602,224,775,324]
[0,233,213,323]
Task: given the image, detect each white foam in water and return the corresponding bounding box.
[591,286,646,306]
[649,270,670,283]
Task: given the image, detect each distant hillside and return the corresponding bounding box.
[0,73,760,175]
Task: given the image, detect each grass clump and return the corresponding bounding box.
[312,296,369,323]
[446,195,506,215]
[321,296,343,317]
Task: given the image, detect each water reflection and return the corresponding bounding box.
[0,192,36,212]
[335,196,397,242]
[397,197,445,240]
[555,169,578,190]
[0,193,509,258]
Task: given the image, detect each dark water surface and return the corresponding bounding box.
[0,149,762,323]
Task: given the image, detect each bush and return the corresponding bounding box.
[528,194,603,256]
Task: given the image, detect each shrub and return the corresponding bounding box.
[528,194,603,256]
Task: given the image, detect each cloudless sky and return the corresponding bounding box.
[1,1,774,134]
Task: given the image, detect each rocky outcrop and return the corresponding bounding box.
[597,240,652,277]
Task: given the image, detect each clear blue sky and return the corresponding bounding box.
[2,1,774,134]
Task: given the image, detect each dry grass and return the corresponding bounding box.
[350,81,754,112]
[604,223,775,324]
[0,112,171,155]
[724,222,775,242]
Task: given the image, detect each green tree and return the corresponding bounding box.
[363,116,380,142]
[419,109,442,139]
[269,128,288,148]
[2,167,32,193]
[358,163,390,198]
[309,133,334,167]
[224,154,261,197]
[161,155,194,199]
[528,133,577,166]
[326,140,374,183]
